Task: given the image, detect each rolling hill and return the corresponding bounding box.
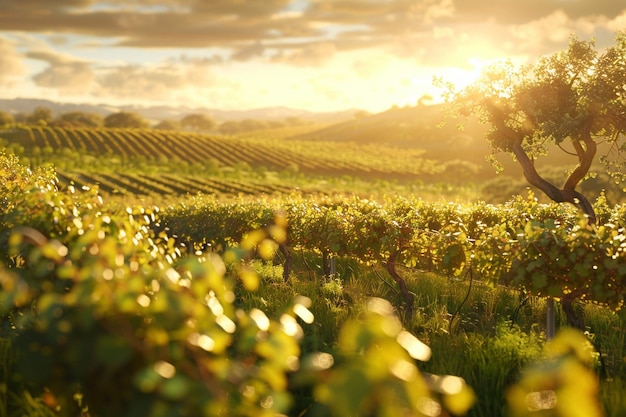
[1,102,623,204]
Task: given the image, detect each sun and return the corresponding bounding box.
[443,57,493,91]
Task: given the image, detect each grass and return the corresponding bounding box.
[240,254,626,417]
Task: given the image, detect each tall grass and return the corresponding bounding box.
[2,249,624,416]
[243,255,626,417]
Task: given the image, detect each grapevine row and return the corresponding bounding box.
[0,126,438,179]
[55,170,294,197]
[159,192,626,312]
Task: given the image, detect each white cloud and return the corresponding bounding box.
[509,9,603,54]
[606,10,626,32]
[0,36,26,85]
[423,0,455,24]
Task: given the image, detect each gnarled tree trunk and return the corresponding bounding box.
[485,101,595,329]
[279,243,292,282]
[387,251,415,319]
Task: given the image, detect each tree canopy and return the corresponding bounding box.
[442,32,626,224]
[154,119,181,130]
[104,111,149,128]
[55,111,103,128]
[0,110,14,126]
[180,113,216,132]
[26,106,53,125]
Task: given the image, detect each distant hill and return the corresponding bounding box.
[1,100,622,203]
[0,98,359,124]
[289,103,487,150]
[288,103,501,176]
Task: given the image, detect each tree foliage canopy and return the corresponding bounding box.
[55,111,103,128]
[26,106,53,125]
[0,110,14,126]
[104,111,149,128]
[180,113,216,132]
[442,32,626,223]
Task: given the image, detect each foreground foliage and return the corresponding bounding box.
[0,153,474,416]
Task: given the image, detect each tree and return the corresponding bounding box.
[26,106,53,125]
[442,32,626,329]
[154,119,181,130]
[219,120,242,135]
[0,110,14,126]
[104,111,148,128]
[239,118,268,132]
[180,113,216,132]
[442,32,626,225]
[54,111,103,128]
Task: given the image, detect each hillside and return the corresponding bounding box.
[0,123,448,200]
[287,104,626,204]
[289,104,508,178]
[1,102,624,204]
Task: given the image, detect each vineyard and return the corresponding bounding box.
[0,107,625,416]
[159,191,626,313]
[2,121,623,205]
[0,125,442,199]
[54,169,298,198]
[1,141,625,416]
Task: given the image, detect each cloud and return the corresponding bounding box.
[32,63,94,92]
[508,10,601,55]
[273,42,337,66]
[93,58,219,102]
[26,49,95,92]
[96,65,184,100]
[351,53,389,78]
[453,0,625,24]
[1,0,624,111]
[0,0,623,67]
[0,36,26,85]
[231,42,265,61]
[606,10,626,32]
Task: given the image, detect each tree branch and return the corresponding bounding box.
[483,99,597,224]
[563,119,596,191]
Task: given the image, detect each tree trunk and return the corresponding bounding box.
[561,295,585,330]
[322,250,332,279]
[484,101,595,328]
[387,251,415,319]
[279,244,292,282]
[510,139,596,224]
[485,99,597,223]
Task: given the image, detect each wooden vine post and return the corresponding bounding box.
[546,298,555,340]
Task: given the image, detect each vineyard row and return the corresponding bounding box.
[55,170,295,197]
[158,193,626,312]
[0,125,438,180]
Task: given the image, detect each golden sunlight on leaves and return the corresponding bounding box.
[238,265,260,291]
[293,303,314,324]
[187,333,216,352]
[308,352,334,370]
[397,330,432,361]
[506,329,603,417]
[215,315,237,334]
[154,361,176,379]
[279,314,303,339]
[250,308,270,331]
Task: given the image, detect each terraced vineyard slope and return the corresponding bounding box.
[0,125,441,199]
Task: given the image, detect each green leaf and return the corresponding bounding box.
[96,335,132,367]
[531,273,548,289]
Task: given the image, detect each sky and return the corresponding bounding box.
[0,1,624,114]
